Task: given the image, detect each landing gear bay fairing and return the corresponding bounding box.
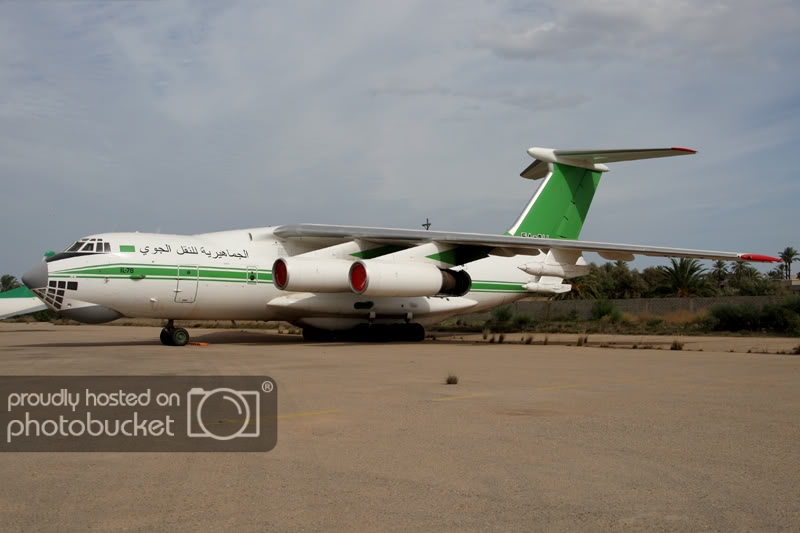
[11,146,779,344]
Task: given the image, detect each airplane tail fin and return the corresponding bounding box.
[506,147,696,239]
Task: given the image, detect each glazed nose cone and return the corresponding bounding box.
[22,262,48,290]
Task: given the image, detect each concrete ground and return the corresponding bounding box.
[0,323,798,532]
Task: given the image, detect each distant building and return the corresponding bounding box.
[778,279,800,293]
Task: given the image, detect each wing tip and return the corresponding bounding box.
[671,146,697,153]
[739,254,782,263]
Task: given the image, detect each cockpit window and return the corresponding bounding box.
[50,238,112,262]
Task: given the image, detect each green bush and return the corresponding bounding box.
[512,313,532,328]
[780,296,800,315]
[645,317,665,329]
[590,299,617,321]
[760,304,800,334]
[491,306,513,323]
[31,309,59,322]
[708,304,762,332]
[551,310,579,322]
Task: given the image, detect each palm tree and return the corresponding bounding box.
[557,277,602,300]
[779,247,799,280]
[768,263,786,281]
[1,274,21,293]
[731,261,760,281]
[710,260,728,287]
[658,258,708,297]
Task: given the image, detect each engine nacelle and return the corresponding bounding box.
[272,258,353,292]
[518,262,590,279]
[348,261,471,297]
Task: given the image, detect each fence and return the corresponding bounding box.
[461,295,791,322]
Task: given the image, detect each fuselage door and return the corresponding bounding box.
[175,265,199,303]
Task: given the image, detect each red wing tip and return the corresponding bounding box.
[671,146,697,153]
[739,254,782,263]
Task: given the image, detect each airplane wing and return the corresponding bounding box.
[0,287,47,320]
[272,224,780,263]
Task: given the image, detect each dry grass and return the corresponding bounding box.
[661,310,707,326]
[636,312,659,323]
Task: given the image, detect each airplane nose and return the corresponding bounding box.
[22,262,48,290]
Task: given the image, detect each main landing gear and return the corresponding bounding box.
[302,323,426,343]
[160,320,190,347]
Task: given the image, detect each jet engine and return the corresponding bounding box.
[272,258,353,292]
[348,260,471,297]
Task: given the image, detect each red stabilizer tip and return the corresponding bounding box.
[740,254,782,262]
[671,146,697,153]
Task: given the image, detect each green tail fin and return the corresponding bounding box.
[506,162,602,240]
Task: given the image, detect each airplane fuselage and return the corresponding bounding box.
[36,228,537,331]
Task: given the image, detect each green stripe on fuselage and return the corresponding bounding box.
[470,280,526,293]
[49,263,525,293]
[50,264,272,283]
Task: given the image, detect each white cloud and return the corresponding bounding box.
[0,0,798,277]
[477,0,800,66]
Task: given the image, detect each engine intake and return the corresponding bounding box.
[348,261,471,297]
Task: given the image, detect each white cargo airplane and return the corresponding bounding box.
[10,146,779,345]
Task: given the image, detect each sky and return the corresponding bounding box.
[1,0,799,278]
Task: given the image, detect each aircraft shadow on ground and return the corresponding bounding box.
[12,329,676,349]
[12,330,307,348]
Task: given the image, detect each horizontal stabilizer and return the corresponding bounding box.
[521,147,696,179]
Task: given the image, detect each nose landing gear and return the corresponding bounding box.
[160,320,190,346]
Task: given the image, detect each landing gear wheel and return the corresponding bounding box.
[303,327,335,342]
[171,328,190,347]
[160,328,173,346]
[407,323,425,342]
